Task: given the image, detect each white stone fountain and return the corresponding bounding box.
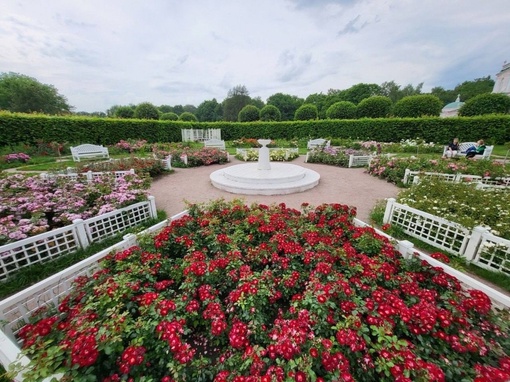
[210,139,320,195]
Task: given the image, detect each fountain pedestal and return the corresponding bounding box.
[210,138,320,195]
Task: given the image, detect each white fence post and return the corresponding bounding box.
[403,169,410,184]
[72,219,90,249]
[148,196,158,219]
[348,155,354,168]
[413,176,420,185]
[86,171,93,182]
[463,226,490,262]
[397,240,415,259]
[383,198,396,224]
[122,233,138,248]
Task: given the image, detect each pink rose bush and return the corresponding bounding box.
[0,173,149,245]
[13,200,510,381]
[3,152,31,163]
[152,143,228,168]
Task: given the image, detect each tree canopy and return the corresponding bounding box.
[0,72,72,114]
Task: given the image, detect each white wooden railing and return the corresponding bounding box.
[348,154,373,168]
[0,196,158,281]
[1,212,509,380]
[181,128,221,142]
[383,198,510,276]
[40,169,135,182]
[403,169,510,188]
[236,147,298,161]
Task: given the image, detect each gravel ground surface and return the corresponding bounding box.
[149,155,399,223]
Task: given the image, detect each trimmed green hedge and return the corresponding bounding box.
[1,112,509,146]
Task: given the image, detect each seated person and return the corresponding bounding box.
[443,138,460,158]
[465,139,486,158]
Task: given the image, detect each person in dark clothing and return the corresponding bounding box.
[443,138,460,158]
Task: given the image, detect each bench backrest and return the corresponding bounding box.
[71,144,108,153]
[307,139,330,150]
[204,139,226,150]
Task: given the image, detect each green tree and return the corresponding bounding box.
[238,105,260,122]
[356,96,392,118]
[304,93,328,119]
[266,93,303,121]
[294,104,318,120]
[392,95,442,118]
[133,102,160,120]
[160,112,179,120]
[0,72,72,114]
[458,93,510,116]
[179,112,198,122]
[196,99,222,122]
[159,105,173,113]
[172,105,185,115]
[326,101,356,119]
[380,81,422,103]
[222,85,251,122]
[115,106,135,118]
[183,104,197,114]
[250,96,265,109]
[454,77,495,102]
[260,105,281,121]
[342,83,382,104]
[430,86,456,106]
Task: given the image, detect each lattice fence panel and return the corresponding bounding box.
[389,204,469,254]
[85,202,152,242]
[348,155,372,168]
[474,235,510,276]
[0,227,79,281]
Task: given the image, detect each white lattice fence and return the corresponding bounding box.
[474,231,510,275]
[0,197,157,281]
[181,128,221,142]
[41,169,135,183]
[403,169,510,188]
[383,199,470,255]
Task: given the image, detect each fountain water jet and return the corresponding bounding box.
[210,139,320,195]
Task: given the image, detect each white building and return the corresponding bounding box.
[493,61,510,96]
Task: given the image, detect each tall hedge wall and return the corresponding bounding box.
[1,112,509,146]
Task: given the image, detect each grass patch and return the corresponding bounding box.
[0,210,167,300]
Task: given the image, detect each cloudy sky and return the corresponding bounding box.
[1,0,509,113]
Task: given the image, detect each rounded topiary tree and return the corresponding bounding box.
[392,95,442,118]
[238,105,260,122]
[133,102,160,120]
[114,106,135,119]
[459,93,510,116]
[179,112,198,122]
[160,112,179,121]
[326,101,357,119]
[294,103,318,120]
[356,96,393,118]
[259,105,281,121]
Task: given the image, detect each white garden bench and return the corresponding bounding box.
[204,139,226,150]
[307,138,331,150]
[71,144,109,162]
[442,142,494,160]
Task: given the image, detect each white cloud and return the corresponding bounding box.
[0,0,509,112]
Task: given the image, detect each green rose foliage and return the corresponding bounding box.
[238,105,260,122]
[392,95,443,118]
[133,102,160,120]
[326,101,357,120]
[459,93,510,116]
[294,103,318,121]
[179,112,198,122]
[160,112,179,121]
[259,105,281,122]
[356,96,393,118]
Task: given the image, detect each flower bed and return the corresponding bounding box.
[0,173,149,245]
[367,156,510,187]
[79,157,167,178]
[152,143,228,168]
[235,148,299,162]
[11,200,510,381]
[306,146,370,167]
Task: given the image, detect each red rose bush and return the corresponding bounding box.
[13,200,510,381]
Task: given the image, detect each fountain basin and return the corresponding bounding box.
[210,163,320,195]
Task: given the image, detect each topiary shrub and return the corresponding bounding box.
[179,112,198,122]
[357,96,393,118]
[114,106,135,119]
[326,101,357,119]
[238,105,260,122]
[294,104,318,121]
[259,105,281,121]
[459,93,510,116]
[160,112,179,121]
[133,102,160,120]
[392,95,442,118]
